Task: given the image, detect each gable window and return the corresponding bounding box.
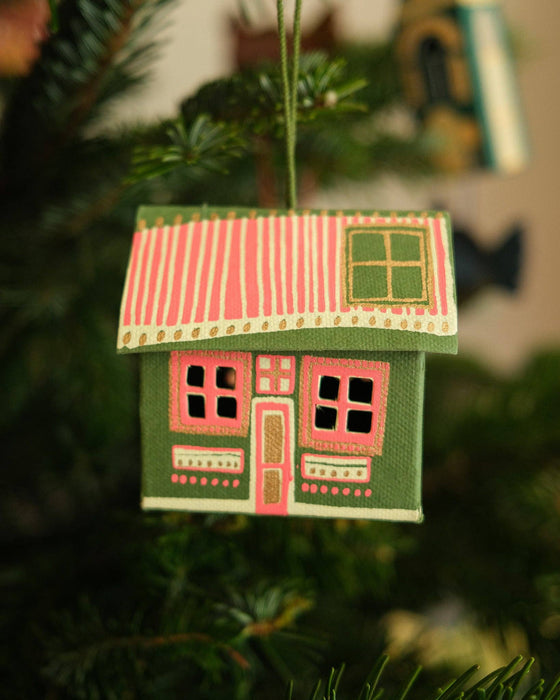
[299,356,390,456]
[345,226,432,308]
[256,355,296,395]
[170,351,251,436]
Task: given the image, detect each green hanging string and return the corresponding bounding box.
[276,0,302,210]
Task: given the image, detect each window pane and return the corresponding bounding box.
[347,410,373,434]
[188,394,205,418]
[314,406,338,430]
[187,365,205,387]
[216,366,236,389]
[390,233,421,261]
[349,377,373,404]
[217,396,237,419]
[351,232,386,262]
[391,266,424,301]
[319,375,340,400]
[352,265,388,300]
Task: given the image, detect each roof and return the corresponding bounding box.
[117,206,457,355]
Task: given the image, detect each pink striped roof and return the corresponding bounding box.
[117,210,457,352]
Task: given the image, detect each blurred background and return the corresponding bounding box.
[1,0,559,697]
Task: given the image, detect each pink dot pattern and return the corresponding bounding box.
[171,474,240,489]
[299,482,374,498]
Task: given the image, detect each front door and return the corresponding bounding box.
[253,399,293,515]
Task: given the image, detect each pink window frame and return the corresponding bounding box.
[169,351,252,436]
[299,356,390,456]
[256,355,296,395]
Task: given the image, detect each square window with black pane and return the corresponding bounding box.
[345,226,432,307]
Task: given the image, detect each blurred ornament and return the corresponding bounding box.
[396,0,529,174]
[0,0,50,76]
[453,221,524,304]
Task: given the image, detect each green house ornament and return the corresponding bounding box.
[396,0,529,174]
[117,207,458,522]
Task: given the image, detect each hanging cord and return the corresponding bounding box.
[276,0,302,210]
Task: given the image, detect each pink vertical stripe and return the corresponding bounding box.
[274,217,284,315]
[208,220,228,322]
[134,229,152,326]
[225,219,243,319]
[262,224,272,317]
[285,217,294,315]
[245,219,259,318]
[317,217,326,313]
[181,223,202,324]
[308,219,315,312]
[194,222,215,323]
[144,228,163,325]
[166,226,188,327]
[433,217,448,316]
[328,217,338,313]
[123,231,142,326]
[297,217,306,314]
[156,227,174,326]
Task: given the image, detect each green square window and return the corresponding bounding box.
[351,233,386,262]
[391,266,425,301]
[352,265,388,301]
[390,233,421,262]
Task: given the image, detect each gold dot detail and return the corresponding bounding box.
[428,322,435,332]
[226,325,235,335]
[320,469,325,476]
[192,213,200,222]
[123,332,131,345]
[331,470,337,477]
[320,210,328,216]
[174,330,183,340]
[139,333,147,346]
[174,215,183,225]
[442,321,449,333]
[262,322,269,331]
[137,219,147,230]
[401,320,408,330]
[279,319,287,330]
[344,470,349,477]
[227,211,236,219]
[315,316,322,326]
[334,316,342,326]
[243,323,251,333]
[155,217,164,227]
[369,316,376,326]
[178,459,183,466]
[296,318,304,328]
[249,210,257,219]
[157,331,165,342]
[352,316,358,325]
[384,319,392,328]
[210,326,218,337]
[269,209,277,216]
[414,321,422,330]
[191,328,200,339]
[210,212,219,220]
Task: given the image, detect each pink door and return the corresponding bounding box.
[254,400,293,515]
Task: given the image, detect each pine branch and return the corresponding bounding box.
[287,657,560,700]
[0,0,174,190]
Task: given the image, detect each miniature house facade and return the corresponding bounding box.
[117,207,457,522]
[396,0,529,173]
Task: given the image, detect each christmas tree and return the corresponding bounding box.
[1,1,559,696]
